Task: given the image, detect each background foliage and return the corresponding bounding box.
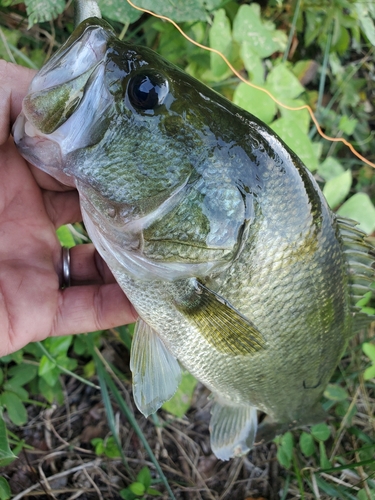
[0,0,374,498]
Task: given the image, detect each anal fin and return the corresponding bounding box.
[210,399,258,460]
[130,318,182,417]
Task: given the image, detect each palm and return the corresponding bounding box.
[0,62,136,357]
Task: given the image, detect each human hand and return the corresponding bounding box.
[0,60,138,356]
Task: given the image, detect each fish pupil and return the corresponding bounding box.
[128,72,168,110]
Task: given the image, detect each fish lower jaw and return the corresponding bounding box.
[13,113,73,186]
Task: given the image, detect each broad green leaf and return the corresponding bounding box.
[0,477,11,500]
[147,487,161,496]
[324,383,348,401]
[0,413,16,467]
[337,193,375,234]
[8,364,38,387]
[233,4,285,58]
[162,372,197,418]
[240,43,265,84]
[266,64,305,101]
[2,383,28,401]
[355,3,375,45]
[137,466,151,489]
[338,115,358,135]
[56,225,76,249]
[323,170,352,209]
[280,431,294,460]
[318,157,345,181]
[311,423,331,442]
[299,432,315,457]
[363,342,375,362]
[38,377,64,404]
[25,0,65,27]
[97,0,142,24]
[210,9,233,79]
[129,482,145,496]
[43,336,73,356]
[271,117,319,171]
[279,98,310,134]
[1,392,28,426]
[38,355,56,377]
[0,369,3,387]
[136,0,214,22]
[363,364,375,381]
[233,83,276,124]
[277,445,292,469]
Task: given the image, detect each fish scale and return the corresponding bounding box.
[13,9,374,459]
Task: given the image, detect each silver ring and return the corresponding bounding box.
[61,246,71,288]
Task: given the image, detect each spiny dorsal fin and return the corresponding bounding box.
[337,216,375,324]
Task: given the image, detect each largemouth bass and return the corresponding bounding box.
[13,11,375,460]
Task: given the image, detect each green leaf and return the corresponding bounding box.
[271,117,319,171]
[355,3,375,45]
[240,44,264,84]
[162,372,197,418]
[299,432,315,457]
[233,82,276,124]
[38,377,64,404]
[2,383,28,401]
[279,98,310,134]
[324,383,348,401]
[209,9,233,80]
[0,477,11,500]
[337,193,375,234]
[277,445,292,469]
[311,423,331,442]
[319,440,331,469]
[136,0,214,22]
[323,170,352,209]
[363,343,375,362]
[97,0,141,24]
[43,336,73,356]
[266,64,305,101]
[38,355,56,377]
[25,0,65,27]
[0,413,16,467]
[147,487,161,496]
[233,4,285,58]
[1,392,28,426]
[137,466,151,489]
[0,369,3,387]
[363,364,375,381]
[7,364,38,387]
[120,489,137,500]
[318,157,345,181]
[56,225,76,248]
[129,482,145,496]
[281,431,294,459]
[338,115,358,135]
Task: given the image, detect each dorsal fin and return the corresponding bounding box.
[337,216,375,327]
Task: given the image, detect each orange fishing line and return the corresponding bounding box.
[125,0,375,169]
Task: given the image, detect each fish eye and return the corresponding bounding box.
[127,71,169,111]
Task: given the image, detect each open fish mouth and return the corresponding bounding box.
[12,20,112,185]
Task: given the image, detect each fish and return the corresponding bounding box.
[13,8,375,460]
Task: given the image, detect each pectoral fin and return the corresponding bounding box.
[175,280,265,356]
[210,399,258,460]
[130,318,182,417]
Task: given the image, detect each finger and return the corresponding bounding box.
[30,163,76,191]
[43,189,82,227]
[0,60,36,144]
[52,283,138,336]
[69,244,118,285]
